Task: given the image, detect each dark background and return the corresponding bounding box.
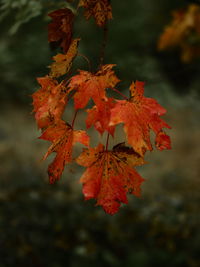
[0,0,200,266]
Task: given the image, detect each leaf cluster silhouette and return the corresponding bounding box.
[32,0,171,214]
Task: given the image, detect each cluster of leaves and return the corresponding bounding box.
[158,3,200,62]
[32,0,171,215]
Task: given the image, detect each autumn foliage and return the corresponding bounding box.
[32,0,171,215]
[158,3,200,62]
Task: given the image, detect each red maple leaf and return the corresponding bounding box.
[155,131,171,151]
[76,142,145,215]
[32,76,70,129]
[110,81,171,155]
[40,120,90,184]
[86,97,116,136]
[48,8,74,53]
[68,64,120,109]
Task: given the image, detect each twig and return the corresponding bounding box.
[99,23,108,66]
[112,88,128,100]
[71,109,78,128]
[78,53,91,71]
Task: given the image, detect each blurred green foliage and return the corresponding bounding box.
[0,0,43,34]
[0,0,200,105]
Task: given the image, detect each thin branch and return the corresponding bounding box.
[99,23,108,66]
[112,88,129,100]
[71,109,78,128]
[78,53,91,71]
[63,77,71,86]
[67,89,76,102]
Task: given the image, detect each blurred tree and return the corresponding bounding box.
[0,0,200,106]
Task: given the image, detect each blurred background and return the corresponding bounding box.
[0,0,200,266]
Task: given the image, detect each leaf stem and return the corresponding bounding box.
[78,53,91,71]
[63,77,71,86]
[71,109,78,128]
[99,22,108,66]
[105,132,110,151]
[67,89,76,102]
[112,88,128,100]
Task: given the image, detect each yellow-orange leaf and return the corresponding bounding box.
[50,39,80,78]
[79,0,112,27]
[77,142,145,215]
[158,4,200,62]
[40,120,90,184]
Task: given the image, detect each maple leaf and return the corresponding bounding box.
[109,81,171,156]
[68,64,120,109]
[155,131,171,151]
[48,8,74,53]
[49,39,80,78]
[40,120,90,184]
[158,4,200,62]
[79,0,112,27]
[76,142,145,215]
[86,97,115,136]
[32,76,70,129]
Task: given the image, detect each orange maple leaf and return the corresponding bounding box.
[32,76,70,129]
[48,8,74,53]
[110,81,171,156]
[49,39,80,78]
[158,4,200,62]
[86,97,115,136]
[40,120,90,184]
[68,64,120,109]
[76,142,145,215]
[79,0,112,27]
